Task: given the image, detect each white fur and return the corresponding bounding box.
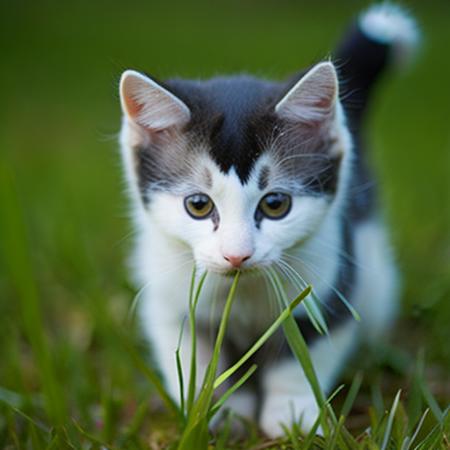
[119,61,399,437]
[359,4,420,65]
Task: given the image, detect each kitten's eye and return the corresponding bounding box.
[258,192,291,220]
[184,193,215,219]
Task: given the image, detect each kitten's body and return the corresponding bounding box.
[119,5,418,436]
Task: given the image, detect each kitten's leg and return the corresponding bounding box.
[259,321,358,437]
[351,219,399,342]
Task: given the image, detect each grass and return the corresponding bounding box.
[0,0,449,448]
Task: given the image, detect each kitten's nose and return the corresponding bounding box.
[223,254,251,268]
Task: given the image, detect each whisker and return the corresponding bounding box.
[287,242,365,271]
[283,253,359,320]
[278,258,329,334]
[259,267,279,319]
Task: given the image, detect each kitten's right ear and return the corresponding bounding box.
[120,70,191,132]
[275,62,338,125]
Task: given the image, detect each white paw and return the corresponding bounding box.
[260,393,321,437]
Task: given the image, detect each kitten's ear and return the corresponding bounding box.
[275,62,338,125]
[120,70,191,132]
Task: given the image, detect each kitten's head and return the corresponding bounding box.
[119,62,352,274]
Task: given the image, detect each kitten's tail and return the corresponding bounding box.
[334,3,420,124]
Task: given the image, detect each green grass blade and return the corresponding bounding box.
[412,418,446,450]
[176,317,187,421]
[326,414,345,450]
[186,268,208,414]
[381,390,401,450]
[305,293,328,335]
[177,271,240,450]
[282,423,302,450]
[419,378,443,422]
[209,364,258,419]
[340,371,363,418]
[276,264,328,335]
[214,285,311,389]
[331,287,361,321]
[301,408,327,449]
[326,384,345,405]
[402,409,429,450]
[268,270,328,415]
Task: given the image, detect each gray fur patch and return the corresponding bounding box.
[268,123,341,196]
[134,131,208,201]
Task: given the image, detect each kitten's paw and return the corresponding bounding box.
[260,393,321,437]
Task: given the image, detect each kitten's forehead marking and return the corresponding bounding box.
[204,167,213,189]
[258,165,271,191]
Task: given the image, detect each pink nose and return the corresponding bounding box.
[223,254,251,268]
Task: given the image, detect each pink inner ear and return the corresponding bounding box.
[123,93,143,120]
[314,94,334,109]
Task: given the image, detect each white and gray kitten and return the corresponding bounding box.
[118,4,418,437]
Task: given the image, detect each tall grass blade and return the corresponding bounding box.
[380,390,401,450]
[326,414,345,450]
[176,317,187,421]
[340,371,363,418]
[186,269,207,414]
[282,423,302,450]
[214,285,311,389]
[177,271,240,450]
[331,287,361,321]
[278,262,328,335]
[303,296,328,335]
[420,378,443,422]
[209,364,257,419]
[413,418,446,450]
[301,409,326,450]
[267,269,332,431]
[402,409,429,450]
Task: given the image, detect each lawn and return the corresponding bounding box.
[0,0,449,448]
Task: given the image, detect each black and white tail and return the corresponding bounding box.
[334,3,420,125]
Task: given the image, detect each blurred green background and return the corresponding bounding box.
[0,0,449,445]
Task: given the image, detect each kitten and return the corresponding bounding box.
[118,4,418,437]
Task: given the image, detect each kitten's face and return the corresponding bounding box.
[119,63,351,274]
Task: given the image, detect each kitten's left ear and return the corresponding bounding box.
[120,70,191,132]
[275,62,338,125]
